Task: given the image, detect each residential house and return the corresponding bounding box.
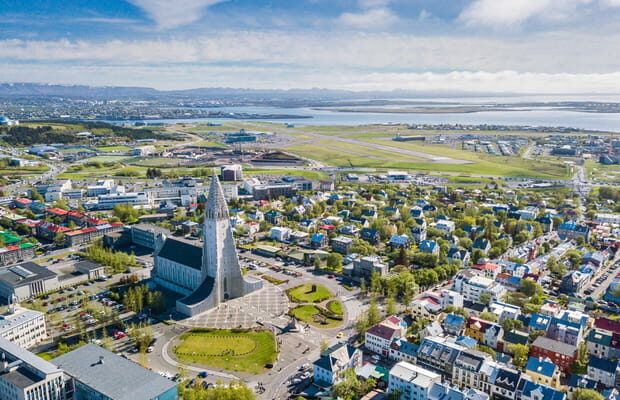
[557,221,590,241]
[419,240,439,255]
[525,357,561,389]
[443,314,466,336]
[464,317,504,350]
[361,228,381,245]
[331,236,354,255]
[390,234,411,250]
[451,349,495,392]
[387,361,441,400]
[530,336,577,374]
[489,302,521,323]
[519,380,566,400]
[313,343,363,387]
[389,338,419,364]
[448,248,470,265]
[310,233,328,249]
[365,316,407,357]
[472,238,492,254]
[472,262,500,279]
[587,356,620,389]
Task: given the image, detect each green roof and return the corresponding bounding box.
[18,243,35,249]
[255,244,280,253]
[0,231,21,244]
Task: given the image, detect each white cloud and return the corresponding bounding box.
[338,7,399,28]
[459,0,600,28]
[1,30,618,74]
[127,0,229,29]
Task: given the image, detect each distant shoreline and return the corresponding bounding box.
[314,106,521,114]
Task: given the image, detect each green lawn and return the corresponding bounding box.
[326,300,343,315]
[173,329,277,374]
[287,283,333,303]
[129,157,186,167]
[83,155,133,163]
[195,141,227,148]
[244,168,329,181]
[95,145,132,152]
[290,305,342,328]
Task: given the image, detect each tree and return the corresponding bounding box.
[471,249,485,265]
[571,341,589,375]
[502,318,524,333]
[386,297,397,316]
[479,292,492,306]
[367,298,381,326]
[313,256,321,270]
[326,253,343,271]
[507,344,530,368]
[479,311,498,322]
[572,389,604,400]
[332,369,376,400]
[31,188,43,202]
[519,279,542,297]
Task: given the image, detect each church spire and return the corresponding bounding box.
[205,173,229,220]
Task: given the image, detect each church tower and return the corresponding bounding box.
[175,173,263,317]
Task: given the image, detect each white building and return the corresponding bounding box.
[388,361,441,400]
[434,220,456,233]
[0,307,47,349]
[0,336,65,400]
[269,226,291,242]
[131,145,156,156]
[86,179,116,197]
[365,316,407,357]
[595,213,620,225]
[489,302,522,323]
[457,275,506,304]
[94,192,152,210]
[312,344,362,387]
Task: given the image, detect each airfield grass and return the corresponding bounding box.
[173,329,277,375]
[130,157,187,167]
[83,155,133,163]
[245,168,329,181]
[290,305,342,328]
[287,283,333,303]
[194,140,227,147]
[285,138,571,179]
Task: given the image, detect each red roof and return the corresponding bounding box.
[419,296,440,306]
[366,323,398,341]
[47,208,68,216]
[595,318,620,334]
[68,210,86,218]
[15,198,32,204]
[37,222,71,233]
[87,218,108,225]
[473,263,499,271]
[110,222,124,227]
[82,227,98,233]
[319,224,335,230]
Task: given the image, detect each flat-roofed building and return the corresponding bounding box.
[0,336,64,400]
[0,307,46,349]
[0,262,59,302]
[52,343,178,400]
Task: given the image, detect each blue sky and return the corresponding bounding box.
[1,0,620,93]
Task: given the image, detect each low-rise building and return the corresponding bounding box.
[270,226,291,242]
[388,361,441,400]
[130,224,169,250]
[587,356,620,389]
[312,343,362,387]
[365,316,407,357]
[331,236,354,254]
[0,243,36,267]
[52,343,178,400]
[0,307,47,349]
[530,336,577,374]
[0,262,59,301]
[0,336,64,400]
[524,357,561,389]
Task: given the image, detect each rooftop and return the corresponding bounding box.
[52,344,177,400]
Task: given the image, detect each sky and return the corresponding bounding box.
[1,0,620,94]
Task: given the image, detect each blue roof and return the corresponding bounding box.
[520,380,565,400]
[455,336,477,348]
[528,313,551,330]
[444,313,465,327]
[525,357,557,377]
[588,356,619,374]
[311,233,325,242]
[568,374,597,389]
[419,240,437,252]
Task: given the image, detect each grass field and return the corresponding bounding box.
[83,155,133,163]
[195,140,227,148]
[326,300,343,315]
[96,145,132,152]
[287,283,333,303]
[173,329,277,374]
[290,305,342,328]
[244,168,329,181]
[129,157,186,167]
[284,139,570,179]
